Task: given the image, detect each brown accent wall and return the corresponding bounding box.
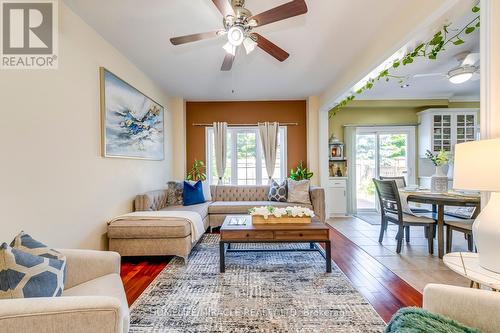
[186,101,307,172]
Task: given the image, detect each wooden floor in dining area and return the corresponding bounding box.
[329,216,470,292]
[120,225,426,322]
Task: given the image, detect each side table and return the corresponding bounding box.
[443,252,500,291]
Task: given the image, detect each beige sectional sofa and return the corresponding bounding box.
[108,184,325,260]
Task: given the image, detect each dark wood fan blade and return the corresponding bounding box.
[221,53,235,71]
[170,31,219,45]
[253,33,289,62]
[212,0,234,17]
[249,0,307,27]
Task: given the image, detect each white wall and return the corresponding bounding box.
[171,98,187,180]
[0,3,176,250]
[307,97,320,186]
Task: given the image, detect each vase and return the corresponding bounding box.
[431,165,448,193]
[473,192,500,273]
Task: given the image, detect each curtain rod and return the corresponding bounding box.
[192,122,299,127]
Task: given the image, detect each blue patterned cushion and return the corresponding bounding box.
[10,231,65,260]
[268,179,287,202]
[0,243,66,299]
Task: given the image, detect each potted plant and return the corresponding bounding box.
[289,162,313,181]
[186,159,207,181]
[425,150,450,193]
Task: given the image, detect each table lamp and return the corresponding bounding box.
[454,138,500,273]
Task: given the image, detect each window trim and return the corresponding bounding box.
[205,126,287,185]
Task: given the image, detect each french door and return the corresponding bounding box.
[355,126,416,212]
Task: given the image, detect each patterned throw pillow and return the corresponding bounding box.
[0,243,66,299]
[167,181,184,206]
[287,179,311,204]
[10,232,65,260]
[268,179,287,202]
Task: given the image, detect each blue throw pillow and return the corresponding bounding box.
[10,231,65,260]
[0,243,66,299]
[183,180,205,206]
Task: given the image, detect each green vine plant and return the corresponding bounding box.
[329,4,480,118]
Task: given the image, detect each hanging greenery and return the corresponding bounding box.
[328,5,480,118]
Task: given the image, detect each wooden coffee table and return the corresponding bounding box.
[219,215,331,273]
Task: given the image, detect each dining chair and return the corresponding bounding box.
[380,176,406,188]
[445,220,474,252]
[373,178,437,254]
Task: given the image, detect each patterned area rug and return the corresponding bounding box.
[130,234,386,333]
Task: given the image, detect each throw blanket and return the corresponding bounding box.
[109,211,205,244]
[385,307,481,333]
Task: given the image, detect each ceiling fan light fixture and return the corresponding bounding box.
[223,41,236,55]
[448,66,475,84]
[227,26,245,46]
[243,37,257,54]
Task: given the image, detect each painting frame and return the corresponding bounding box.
[99,67,165,161]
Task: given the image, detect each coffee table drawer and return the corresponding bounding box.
[222,231,274,240]
[274,230,328,241]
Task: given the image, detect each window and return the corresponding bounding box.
[206,126,287,185]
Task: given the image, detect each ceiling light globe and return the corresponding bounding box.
[227,26,245,46]
[449,72,473,84]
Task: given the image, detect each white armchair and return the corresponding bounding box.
[423,284,500,333]
[0,249,129,333]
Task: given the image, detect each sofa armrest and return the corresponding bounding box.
[423,283,500,333]
[310,186,325,223]
[0,296,121,333]
[58,249,121,289]
[134,189,169,211]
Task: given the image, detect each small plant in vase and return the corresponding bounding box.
[425,150,450,193]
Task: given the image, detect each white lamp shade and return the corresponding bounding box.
[454,138,500,191]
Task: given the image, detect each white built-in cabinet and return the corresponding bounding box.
[417,108,479,157]
[327,178,347,217]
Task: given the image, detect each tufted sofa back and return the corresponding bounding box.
[210,185,270,202]
[135,190,169,211]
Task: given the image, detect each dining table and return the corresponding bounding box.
[399,190,481,259]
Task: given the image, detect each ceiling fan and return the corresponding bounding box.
[413,51,480,84]
[170,0,308,71]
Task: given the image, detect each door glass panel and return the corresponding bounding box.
[356,134,376,210]
[379,134,408,182]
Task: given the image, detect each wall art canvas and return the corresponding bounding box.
[100,67,164,160]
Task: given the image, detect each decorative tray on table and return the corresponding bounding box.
[249,206,314,224]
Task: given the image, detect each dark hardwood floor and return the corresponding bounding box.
[121,256,170,306]
[121,226,422,322]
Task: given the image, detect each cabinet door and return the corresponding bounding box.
[432,114,452,152]
[456,113,477,145]
[328,187,347,215]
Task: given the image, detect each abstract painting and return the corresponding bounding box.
[100,67,164,160]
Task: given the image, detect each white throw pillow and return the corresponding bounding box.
[287,179,311,204]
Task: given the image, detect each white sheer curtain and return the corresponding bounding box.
[258,122,279,183]
[213,122,227,184]
[344,126,357,214]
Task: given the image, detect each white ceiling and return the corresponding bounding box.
[64,0,463,101]
[357,13,480,101]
